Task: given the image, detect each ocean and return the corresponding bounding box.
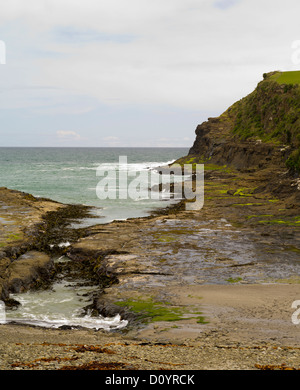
[0,147,189,224]
[0,147,189,329]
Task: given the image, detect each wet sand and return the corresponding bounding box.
[0,283,299,370]
[140,283,300,346]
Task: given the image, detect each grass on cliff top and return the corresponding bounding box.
[229,71,300,171]
[269,71,300,85]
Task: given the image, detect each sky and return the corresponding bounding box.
[0,0,299,147]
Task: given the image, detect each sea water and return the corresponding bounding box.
[0,147,188,329]
[0,147,188,224]
[7,257,128,330]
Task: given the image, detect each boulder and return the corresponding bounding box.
[7,251,54,294]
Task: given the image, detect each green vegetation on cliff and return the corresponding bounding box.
[227,71,300,171]
[269,71,300,85]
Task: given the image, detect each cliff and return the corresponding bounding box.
[186,71,300,173]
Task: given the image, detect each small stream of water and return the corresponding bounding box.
[6,256,128,330]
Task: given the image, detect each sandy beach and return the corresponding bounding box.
[0,283,299,370]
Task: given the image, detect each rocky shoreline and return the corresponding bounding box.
[1,71,300,371]
[0,187,95,305]
[0,155,300,370]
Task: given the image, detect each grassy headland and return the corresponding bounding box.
[182,71,300,173]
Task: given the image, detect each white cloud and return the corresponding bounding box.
[213,0,241,10]
[12,0,296,113]
[56,130,81,139]
[101,136,121,146]
[103,136,119,141]
[1,0,300,145]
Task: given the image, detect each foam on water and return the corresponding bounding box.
[6,280,128,330]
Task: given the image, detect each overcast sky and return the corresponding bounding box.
[0,0,299,147]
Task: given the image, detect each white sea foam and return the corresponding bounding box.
[96,159,175,173]
[6,280,128,330]
[49,242,71,249]
[7,314,127,330]
[58,242,71,248]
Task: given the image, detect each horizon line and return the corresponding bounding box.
[0,146,189,148]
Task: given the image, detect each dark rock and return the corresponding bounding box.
[7,251,54,294]
[59,325,74,330]
[3,297,21,309]
[85,298,137,323]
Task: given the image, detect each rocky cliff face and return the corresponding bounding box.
[187,71,300,173]
[188,117,291,171]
